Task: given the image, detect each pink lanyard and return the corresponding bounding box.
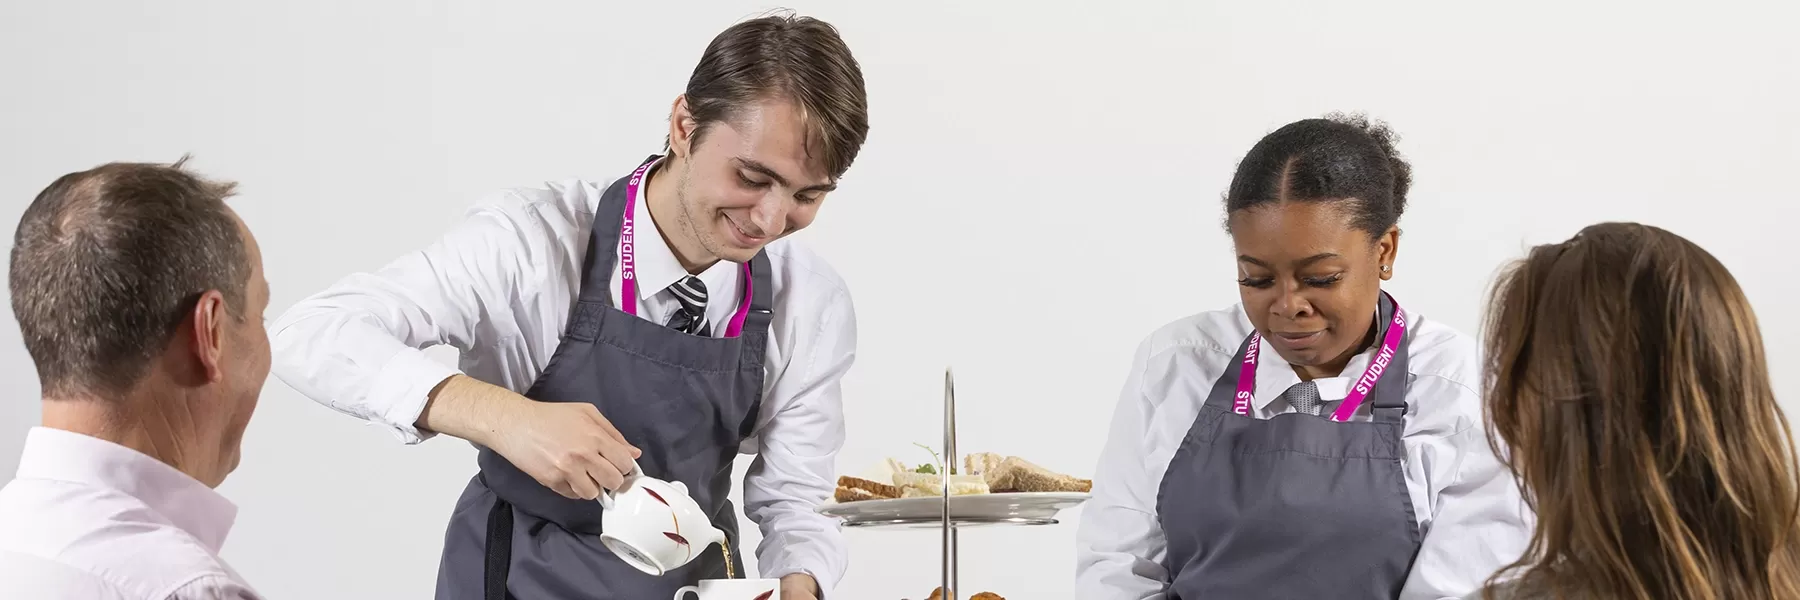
[1232,293,1407,422]
[616,158,755,338]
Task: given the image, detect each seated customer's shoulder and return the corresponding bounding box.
[0,486,240,597]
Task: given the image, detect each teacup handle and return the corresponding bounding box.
[673,585,699,599]
[598,457,643,510]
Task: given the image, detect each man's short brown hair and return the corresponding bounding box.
[10,156,249,398]
[677,12,871,179]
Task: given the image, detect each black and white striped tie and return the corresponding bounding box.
[665,276,710,336]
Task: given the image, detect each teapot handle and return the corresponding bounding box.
[673,585,700,599]
[598,457,643,510]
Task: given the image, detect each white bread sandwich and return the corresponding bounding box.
[832,446,1091,504]
[891,470,990,497]
[881,444,990,497]
[963,451,1006,476]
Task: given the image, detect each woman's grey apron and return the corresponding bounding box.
[1156,292,1422,599]
[433,155,774,600]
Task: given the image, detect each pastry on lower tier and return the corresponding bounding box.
[924,587,1005,600]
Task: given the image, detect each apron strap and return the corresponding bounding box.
[741,251,776,337]
[1368,291,1410,424]
[1199,333,1257,412]
[484,498,515,600]
[576,156,651,307]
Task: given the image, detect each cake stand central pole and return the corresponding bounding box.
[942,367,958,599]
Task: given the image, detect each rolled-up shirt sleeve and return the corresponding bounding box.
[268,190,548,444]
[741,287,855,594]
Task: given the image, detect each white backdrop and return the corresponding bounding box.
[2,1,1796,598]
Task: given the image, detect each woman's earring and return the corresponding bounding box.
[1380,265,1390,273]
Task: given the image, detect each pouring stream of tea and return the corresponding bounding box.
[721,535,735,579]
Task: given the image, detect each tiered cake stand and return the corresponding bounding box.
[828,369,1070,599]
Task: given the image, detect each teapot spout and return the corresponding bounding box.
[698,523,727,549]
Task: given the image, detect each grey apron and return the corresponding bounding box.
[433,155,774,600]
[1156,293,1422,599]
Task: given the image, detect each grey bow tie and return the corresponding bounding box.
[1281,381,1325,416]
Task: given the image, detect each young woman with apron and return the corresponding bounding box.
[1074,115,1533,599]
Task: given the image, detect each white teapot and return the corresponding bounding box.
[599,459,729,576]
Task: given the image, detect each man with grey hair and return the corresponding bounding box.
[0,157,271,599]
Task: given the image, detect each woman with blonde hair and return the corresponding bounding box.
[1473,222,1800,599]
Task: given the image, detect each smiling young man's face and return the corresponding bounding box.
[658,96,838,268]
[1228,200,1398,379]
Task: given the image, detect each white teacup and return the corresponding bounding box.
[674,578,780,600]
[598,458,727,576]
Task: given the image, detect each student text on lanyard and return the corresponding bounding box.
[615,158,755,337]
[1232,292,1408,421]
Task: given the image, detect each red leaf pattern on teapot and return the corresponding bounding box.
[752,591,773,600]
[647,488,670,507]
[664,531,689,545]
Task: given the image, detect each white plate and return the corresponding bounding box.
[816,492,1089,528]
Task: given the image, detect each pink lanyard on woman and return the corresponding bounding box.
[615,158,754,338]
[1232,293,1407,422]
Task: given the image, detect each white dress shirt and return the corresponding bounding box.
[0,427,261,600]
[1074,303,1533,599]
[268,159,855,590]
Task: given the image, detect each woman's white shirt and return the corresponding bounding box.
[1074,303,1533,599]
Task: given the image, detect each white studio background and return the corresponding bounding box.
[1,1,1796,598]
